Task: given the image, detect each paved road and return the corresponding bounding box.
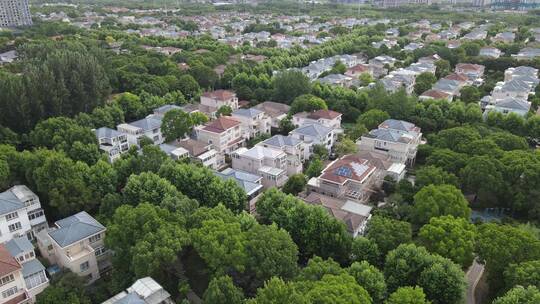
[466,259,485,304]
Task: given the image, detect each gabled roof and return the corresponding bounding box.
[21,259,45,278]
[501,79,531,92]
[202,116,241,133]
[153,104,181,115]
[420,89,451,99]
[444,73,469,82]
[495,98,531,111]
[214,168,263,196]
[202,89,235,100]
[456,63,484,72]
[0,244,20,277]
[49,211,105,248]
[253,101,290,118]
[129,116,162,131]
[291,123,332,138]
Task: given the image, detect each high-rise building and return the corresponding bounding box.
[0,0,32,28]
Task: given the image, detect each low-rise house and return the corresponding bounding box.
[380,73,416,94]
[345,64,373,78]
[200,90,239,118]
[102,277,174,304]
[0,50,17,65]
[462,30,487,41]
[195,116,245,167]
[306,154,377,204]
[492,79,534,101]
[292,109,342,130]
[492,32,515,44]
[176,139,218,169]
[356,151,406,182]
[512,47,540,61]
[158,143,189,160]
[36,212,110,284]
[417,54,441,65]
[252,101,291,129]
[317,74,354,87]
[214,168,263,212]
[258,135,306,163]
[302,192,372,237]
[290,123,337,160]
[231,108,271,139]
[5,237,49,301]
[0,185,48,243]
[0,244,28,304]
[357,119,422,166]
[504,66,539,83]
[117,115,163,147]
[94,127,130,162]
[403,42,424,52]
[232,146,301,188]
[484,98,531,117]
[447,40,461,49]
[455,63,485,84]
[433,78,464,96]
[419,89,453,102]
[479,46,501,58]
[371,39,398,49]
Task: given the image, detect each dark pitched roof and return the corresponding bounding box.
[49,211,105,248]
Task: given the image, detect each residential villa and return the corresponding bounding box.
[292,109,343,130]
[117,115,164,147]
[258,135,306,163]
[252,101,291,129]
[357,119,422,166]
[306,154,378,204]
[102,277,174,304]
[94,127,130,162]
[0,244,28,304]
[36,211,110,284]
[231,108,271,140]
[301,192,373,237]
[455,63,485,85]
[289,123,338,160]
[195,116,245,167]
[176,139,219,169]
[0,186,48,244]
[231,145,301,188]
[200,90,239,117]
[5,237,49,302]
[214,168,264,212]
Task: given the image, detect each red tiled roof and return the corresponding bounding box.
[202,89,235,101]
[421,89,451,99]
[346,64,370,73]
[456,63,484,72]
[308,109,342,120]
[319,155,376,185]
[0,244,20,277]
[444,73,469,82]
[4,292,27,304]
[203,116,241,133]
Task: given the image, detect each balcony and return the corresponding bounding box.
[65,245,94,262]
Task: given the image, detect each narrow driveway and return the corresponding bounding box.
[466,259,485,304]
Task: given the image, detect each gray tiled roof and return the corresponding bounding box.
[0,186,27,215]
[129,116,162,131]
[49,211,105,248]
[95,127,123,139]
[496,98,531,111]
[116,293,145,304]
[501,79,530,92]
[291,123,332,138]
[232,108,263,118]
[21,259,45,277]
[153,104,181,114]
[368,129,413,143]
[5,237,33,257]
[379,119,417,132]
[262,135,301,148]
[214,169,263,196]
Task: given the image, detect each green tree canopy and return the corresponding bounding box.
[272,70,311,104]
[385,286,429,304]
[348,261,387,304]
[289,94,328,114]
[203,276,245,304]
[366,216,412,256]
[357,109,390,130]
[161,109,193,142]
[493,286,540,304]
[411,184,471,226]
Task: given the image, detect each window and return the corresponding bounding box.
[8,222,21,233]
[0,274,14,286]
[94,247,107,257]
[5,212,18,221]
[2,286,18,298]
[80,261,90,272]
[28,209,44,221]
[24,271,47,289]
[89,234,101,243]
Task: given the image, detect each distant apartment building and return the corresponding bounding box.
[94,127,130,162]
[0,0,32,28]
[0,185,47,244]
[36,212,110,284]
[357,119,422,166]
[102,277,174,304]
[375,0,432,7]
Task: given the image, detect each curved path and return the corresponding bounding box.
[466,259,485,304]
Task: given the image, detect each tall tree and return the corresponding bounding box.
[203,276,245,304]
[272,70,311,104]
[366,216,412,256]
[161,109,193,142]
[411,184,470,226]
